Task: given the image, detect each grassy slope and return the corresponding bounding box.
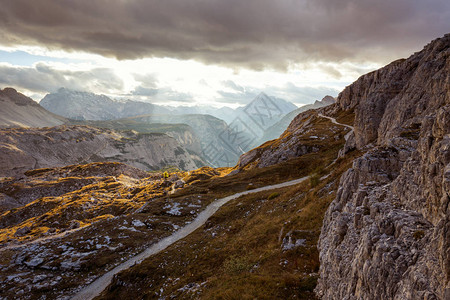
[96,110,359,299]
[98,150,360,299]
[0,108,358,299]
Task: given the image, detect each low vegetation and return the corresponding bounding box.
[0,106,362,299]
[99,149,360,299]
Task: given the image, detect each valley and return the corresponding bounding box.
[0,24,448,300]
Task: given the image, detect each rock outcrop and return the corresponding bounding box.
[0,125,202,177]
[0,88,66,128]
[317,34,449,299]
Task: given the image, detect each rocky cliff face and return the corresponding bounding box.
[317,34,449,299]
[68,119,204,158]
[127,114,244,167]
[0,125,201,177]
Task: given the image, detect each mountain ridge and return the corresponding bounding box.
[0,88,66,128]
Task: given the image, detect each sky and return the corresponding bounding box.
[0,0,448,108]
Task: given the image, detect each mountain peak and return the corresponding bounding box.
[256,91,270,98]
[0,87,38,107]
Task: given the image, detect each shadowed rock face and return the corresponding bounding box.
[317,34,449,299]
[0,125,202,177]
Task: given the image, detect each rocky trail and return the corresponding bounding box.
[71,177,308,300]
[318,113,354,141]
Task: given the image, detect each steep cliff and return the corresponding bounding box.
[317,34,449,299]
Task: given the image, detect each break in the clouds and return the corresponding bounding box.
[0,0,448,70]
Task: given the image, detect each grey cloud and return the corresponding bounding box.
[0,0,448,69]
[275,83,340,103]
[216,83,339,105]
[129,85,192,104]
[222,80,245,92]
[0,63,123,93]
[133,73,158,88]
[131,86,158,96]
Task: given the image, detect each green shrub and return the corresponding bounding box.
[268,192,280,200]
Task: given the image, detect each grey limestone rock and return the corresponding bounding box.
[317,34,450,299]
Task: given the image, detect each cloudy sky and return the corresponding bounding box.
[0,0,448,107]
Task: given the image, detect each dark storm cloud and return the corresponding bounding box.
[0,62,123,93]
[0,0,448,69]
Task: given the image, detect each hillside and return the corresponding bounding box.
[0,125,202,177]
[124,114,248,167]
[68,119,203,157]
[0,111,351,299]
[0,88,66,128]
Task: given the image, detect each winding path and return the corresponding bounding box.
[318,113,354,130]
[71,176,308,300]
[318,113,354,140]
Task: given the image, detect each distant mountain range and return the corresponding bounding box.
[39,89,307,166]
[0,89,205,174]
[40,88,238,123]
[40,88,171,120]
[3,87,335,168]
